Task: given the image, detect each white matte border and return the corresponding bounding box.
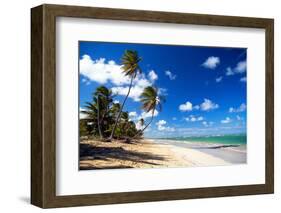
[56,17,265,196]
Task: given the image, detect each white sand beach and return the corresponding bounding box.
[80,138,245,170]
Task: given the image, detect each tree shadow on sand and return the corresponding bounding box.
[80,143,166,170]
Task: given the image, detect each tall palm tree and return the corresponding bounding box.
[134,86,165,138]
[109,50,142,140]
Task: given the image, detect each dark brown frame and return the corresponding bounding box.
[31,4,274,208]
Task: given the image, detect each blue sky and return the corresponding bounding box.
[79,41,247,138]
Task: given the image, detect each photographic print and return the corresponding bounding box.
[79,41,247,170]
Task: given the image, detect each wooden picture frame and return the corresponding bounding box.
[31,4,274,208]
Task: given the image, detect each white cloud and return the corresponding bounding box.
[179,99,218,112]
[235,61,247,73]
[113,100,120,104]
[202,121,214,127]
[215,76,223,83]
[129,111,137,118]
[172,117,177,121]
[158,88,168,96]
[81,78,91,85]
[221,117,232,124]
[179,101,193,112]
[236,115,243,121]
[202,56,220,69]
[112,85,143,102]
[226,61,247,76]
[80,55,130,85]
[200,99,219,111]
[165,70,177,80]
[135,120,144,130]
[156,120,175,132]
[193,105,200,110]
[80,55,158,102]
[185,115,204,122]
[156,120,166,126]
[148,70,158,82]
[79,107,87,119]
[240,77,247,82]
[111,74,152,101]
[138,110,159,120]
[226,67,234,76]
[229,103,246,113]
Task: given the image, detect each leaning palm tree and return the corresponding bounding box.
[109,50,142,140]
[134,86,165,138]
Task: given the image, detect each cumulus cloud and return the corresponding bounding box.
[200,99,219,111]
[179,99,218,112]
[138,110,159,120]
[229,103,246,113]
[148,70,158,82]
[165,70,177,80]
[226,67,234,76]
[129,111,137,119]
[215,76,223,83]
[240,77,247,82]
[135,120,144,130]
[185,115,204,122]
[226,61,247,76]
[202,121,214,127]
[80,55,161,102]
[80,55,130,85]
[221,117,232,124]
[156,120,175,131]
[235,61,247,73]
[179,101,193,112]
[111,73,153,101]
[202,56,220,69]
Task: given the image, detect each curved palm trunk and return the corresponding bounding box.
[133,109,155,139]
[96,96,103,140]
[109,75,134,140]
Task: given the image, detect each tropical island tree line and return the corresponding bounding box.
[80,50,165,142]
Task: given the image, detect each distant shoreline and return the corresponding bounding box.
[79,138,246,170]
[149,139,247,164]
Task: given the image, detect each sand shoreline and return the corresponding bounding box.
[152,139,247,164]
[79,138,246,170]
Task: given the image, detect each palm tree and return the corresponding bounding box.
[83,102,98,136]
[109,50,142,140]
[83,86,114,139]
[134,86,165,138]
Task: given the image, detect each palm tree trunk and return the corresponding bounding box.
[133,109,155,139]
[109,75,134,140]
[96,96,103,140]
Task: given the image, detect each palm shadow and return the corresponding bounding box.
[80,143,166,170]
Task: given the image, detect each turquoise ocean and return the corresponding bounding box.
[157,134,246,146]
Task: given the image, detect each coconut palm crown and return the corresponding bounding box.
[134,86,165,138]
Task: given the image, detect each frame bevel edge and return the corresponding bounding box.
[31,5,44,208]
[42,3,273,28]
[265,18,274,194]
